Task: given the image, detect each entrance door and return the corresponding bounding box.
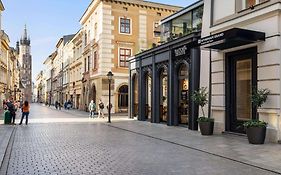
[226,48,257,133]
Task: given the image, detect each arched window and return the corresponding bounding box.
[118,85,128,108]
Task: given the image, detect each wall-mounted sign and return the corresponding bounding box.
[198,32,224,46]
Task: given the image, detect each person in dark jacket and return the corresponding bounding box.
[6,99,16,124]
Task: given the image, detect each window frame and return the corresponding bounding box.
[119,17,132,35]
[118,47,132,68]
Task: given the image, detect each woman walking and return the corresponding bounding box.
[19,101,30,125]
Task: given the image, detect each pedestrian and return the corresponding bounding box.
[88,100,96,118]
[64,101,67,109]
[106,102,112,114]
[6,99,16,124]
[55,101,58,109]
[67,101,71,110]
[19,101,30,125]
[98,99,104,118]
[58,102,61,110]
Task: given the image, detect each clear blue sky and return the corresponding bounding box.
[2,0,197,81]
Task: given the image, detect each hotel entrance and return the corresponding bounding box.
[226,48,257,133]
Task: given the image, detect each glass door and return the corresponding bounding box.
[226,48,257,133]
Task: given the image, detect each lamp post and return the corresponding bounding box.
[14,85,17,101]
[107,71,114,123]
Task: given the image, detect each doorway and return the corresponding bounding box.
[226,47,257,133]
[178,63,189,125]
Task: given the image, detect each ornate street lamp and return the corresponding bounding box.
[107,71,114,123]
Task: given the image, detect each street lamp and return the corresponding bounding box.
[14,85,17,100]
[107,71,114,123]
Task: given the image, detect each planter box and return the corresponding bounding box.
[246,126,266,144]
[199,121,214,136]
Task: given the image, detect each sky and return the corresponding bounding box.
[2,0,197,81]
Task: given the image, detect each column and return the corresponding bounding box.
[152,57,160,123]
[168,51,174,126]
[189,47,201,130]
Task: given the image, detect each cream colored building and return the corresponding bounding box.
[43,52,56,105]
[200,0,281,142]
[0,30,10,103]
[79,0,180,113]
[69,30,83,109]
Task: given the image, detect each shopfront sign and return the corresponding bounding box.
[173,45,189,60]
[198,32,224,46]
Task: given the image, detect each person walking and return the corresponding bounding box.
[6,99,16,124]
[98,99,104,118]
[106,102,112,114]
[88,100,96,118]
[55,101,58,109]
[19,101,30,125]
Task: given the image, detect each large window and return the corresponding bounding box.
[161,5,203,42]
[120,18,131,34]
[119,48,131,67]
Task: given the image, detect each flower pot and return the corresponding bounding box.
[246,126,266,144]
[199,121,214,135]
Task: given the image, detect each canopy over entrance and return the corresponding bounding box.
[198,28,265,50]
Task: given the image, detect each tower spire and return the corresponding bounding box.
[20,24,30,46]
[23,24,27,39]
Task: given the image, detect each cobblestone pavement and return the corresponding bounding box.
[1,104,280,175]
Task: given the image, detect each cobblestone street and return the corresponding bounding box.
[0,104,280,175]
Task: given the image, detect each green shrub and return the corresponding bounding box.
[243,120,267,128]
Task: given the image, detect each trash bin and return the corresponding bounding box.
[4,110,11,124]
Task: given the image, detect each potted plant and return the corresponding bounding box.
[192,87,214,135]
[243,88,270,144]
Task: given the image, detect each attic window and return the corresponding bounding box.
[123,7,128,11]
[157,12,161,16]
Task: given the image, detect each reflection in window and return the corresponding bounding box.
[160,5,203,42]
[243,0,267,9]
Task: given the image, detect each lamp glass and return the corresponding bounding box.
[107,71,114,81]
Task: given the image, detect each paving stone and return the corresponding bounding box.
[2,104,279,175]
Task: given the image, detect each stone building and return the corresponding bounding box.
[18,26,32,103]
[79,0,181,113]
[69,30,83,110]
[199,0,281,142]
[0,30,10,103]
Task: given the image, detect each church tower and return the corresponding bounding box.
[19,25,32,102]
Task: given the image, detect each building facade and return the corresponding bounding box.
[0,30,10,104]
[129,1,203,129]
[69,30,83,109]
[130,0,281,143]
[199,0,281,142]
[79,0,180,113]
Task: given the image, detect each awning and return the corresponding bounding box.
[198,28,265,50]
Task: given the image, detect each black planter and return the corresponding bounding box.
[246,126,266,144]
[199,121,214,135]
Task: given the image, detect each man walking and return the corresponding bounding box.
[88,100,96,118]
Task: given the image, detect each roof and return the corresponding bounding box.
[80,0,182,24]
[161,0,203,24]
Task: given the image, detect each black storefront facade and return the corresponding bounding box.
[129,33,201,130]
